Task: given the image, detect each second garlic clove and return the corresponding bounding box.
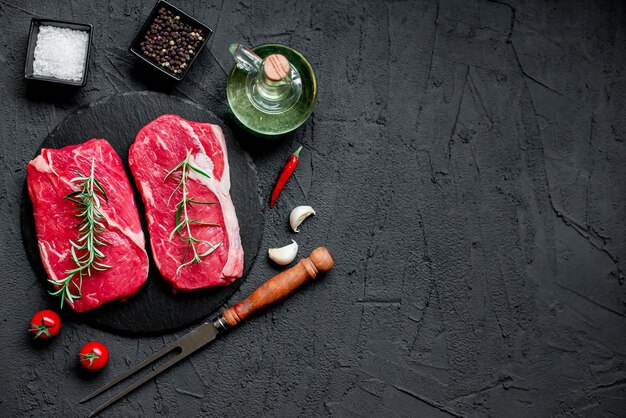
[289,205,316,232]
[268,240,298,265]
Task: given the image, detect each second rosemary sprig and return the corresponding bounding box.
[164,149,222,274]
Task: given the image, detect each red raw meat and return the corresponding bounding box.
[27,139,149,312]
[129,114,243,291]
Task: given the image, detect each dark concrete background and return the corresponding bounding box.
[1,0,625,417]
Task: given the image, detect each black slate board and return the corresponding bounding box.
[20,92,263,335]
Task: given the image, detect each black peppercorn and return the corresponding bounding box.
[138,6,208,76]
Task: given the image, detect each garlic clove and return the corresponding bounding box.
[268,240,298,265]
[289,205,316,233]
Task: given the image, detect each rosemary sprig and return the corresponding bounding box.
[164,149,221,275]
[48,158,110,308]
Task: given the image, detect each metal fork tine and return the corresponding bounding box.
[80,338,183,403]
[87,353,188,417]
[81,323,220,416]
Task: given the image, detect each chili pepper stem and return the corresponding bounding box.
[292,145,303,158]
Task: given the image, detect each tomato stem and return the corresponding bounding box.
[32,317,51,339]
[81,350,101,366]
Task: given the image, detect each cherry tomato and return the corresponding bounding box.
[79,342,109,371]
[30,309,61,339]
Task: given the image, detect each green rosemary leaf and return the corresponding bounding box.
[189,220,220,226]
[175,263,187,276]
[199,241,222,257]
[65,283,76,300]
[93,238,107,247]
[168,220,186,242]
[188,164,211,179]
[176,254,197,275]
[64,190,82,197]
[175,201,183,231]
[188,198,218,205]
[70,245,80,263]
[178,241,192,272]
[163,160,186,182]
[48,286,64,295]
[93,177,109,202]
[73,221,87,229]
[167,181,183,205]
[65,266,85,275]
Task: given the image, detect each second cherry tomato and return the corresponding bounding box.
[79,342,109,370]
[30,309,61,339]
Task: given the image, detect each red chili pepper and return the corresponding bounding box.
[270,145,302,208]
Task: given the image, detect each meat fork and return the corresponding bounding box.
[80,247,334,417]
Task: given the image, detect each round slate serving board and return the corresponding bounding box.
[20,92,264,335]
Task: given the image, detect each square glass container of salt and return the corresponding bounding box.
[25,18,93,86]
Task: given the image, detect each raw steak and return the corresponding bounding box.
[27,139,149,312]
[129,114,243,291]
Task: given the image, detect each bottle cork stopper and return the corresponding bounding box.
[263,54,290,81]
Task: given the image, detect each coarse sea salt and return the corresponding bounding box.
[33,26,89,82]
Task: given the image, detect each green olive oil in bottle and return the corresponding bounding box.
[227,43,317,136]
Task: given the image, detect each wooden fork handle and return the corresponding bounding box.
[221,247,334,328]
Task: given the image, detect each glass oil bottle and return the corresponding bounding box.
[226,43,317,136]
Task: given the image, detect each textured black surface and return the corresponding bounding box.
[20,92,263,334]
[1,0,625,417]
